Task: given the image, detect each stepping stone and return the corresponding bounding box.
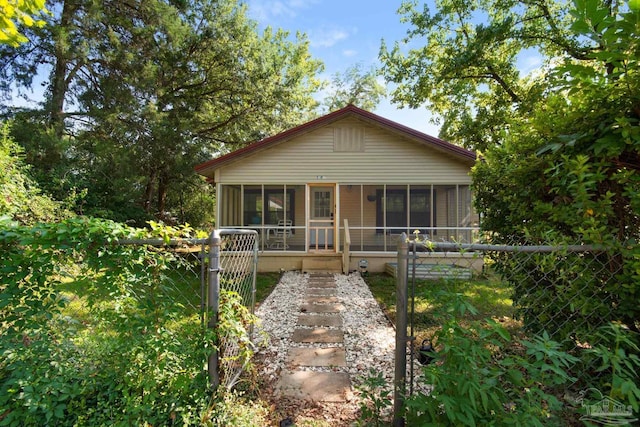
[309,273,334,278]
[291,328,344,343]
[305,296,339,304]
[277,371,351,402]
[306,288,337,296]
[287,347,347,367]
[298,314,343,327]
[300,303,344,313]
[307,281,336,289]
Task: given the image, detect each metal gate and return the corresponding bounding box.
[207,229,259,390]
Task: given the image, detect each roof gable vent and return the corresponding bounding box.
[333,126,364,152]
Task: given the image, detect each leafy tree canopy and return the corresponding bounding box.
[382,0,640,334]
[321,63,386,113]
[0,0,47,46]
[1,0,324,226]
[0,121,69,224]
[380,0,622,151]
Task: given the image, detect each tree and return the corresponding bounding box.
[0,121,67,223]
[73,0,322,222]
[0,0,47,46]
[382,0,640,335]
[380,0,598,151]
[1,0,323,226]
[321,63,386,112]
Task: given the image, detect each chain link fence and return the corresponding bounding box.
[392,236,636,425]
[118,229,258,391]
[208,229,259,390]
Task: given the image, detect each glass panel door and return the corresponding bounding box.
[309,185,335,250]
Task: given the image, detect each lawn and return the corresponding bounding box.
[364,271,520,348]
[255,272,281,305]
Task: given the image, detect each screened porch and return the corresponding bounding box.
[216,183,479,252]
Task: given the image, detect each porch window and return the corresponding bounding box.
[244,188,295,227]
[376,188,433,233]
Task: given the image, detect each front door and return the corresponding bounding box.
[309,185,335,251]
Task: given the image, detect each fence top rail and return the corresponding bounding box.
[115,229,259,247]
[116,238,208,246]
[407,240,606,253]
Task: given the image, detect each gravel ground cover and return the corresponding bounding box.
[254,271,396,425]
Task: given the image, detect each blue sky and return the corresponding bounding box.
[246,0,544,138]
[246,0,444,136]
[12,0,543,139]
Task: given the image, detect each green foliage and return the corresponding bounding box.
[583,324,640,413]
[0,121,69,224]
[471,1,640,336]
[321,63,387,113]
[381,0,570,150]
[0,218,258,425]
[404,294,578,426]
[201,389,270,426]
[356,369,393,426]
[0,0,47,46]
[216,290,264,389]
[1,0,323,227]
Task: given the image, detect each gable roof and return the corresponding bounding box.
[195,104,476,178]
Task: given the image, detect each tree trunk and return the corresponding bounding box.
[49,0,78,138]
[143,169,157,213]
[157,171,169,219]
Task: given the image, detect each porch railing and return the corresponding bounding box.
[229,225,480,252]
[342,219,350,274]
[309,219,334,251]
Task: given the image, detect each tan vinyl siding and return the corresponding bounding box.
[216,118,472,185]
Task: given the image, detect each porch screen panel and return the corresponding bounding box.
[457,185,478,242]
[220,185,241,227]
[376,185,406,234]
[410,185,432,236]
[243,185,263,226]
[376,186,433,235]
[242,186,295,226]
[339,184,363,250]
[339,185,362,227]
[363,185,382,250]
[264,185,294,225]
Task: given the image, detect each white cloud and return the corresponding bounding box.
[342,49,358,57]
[516,48,544,75]
[309,27,350,47]
[247,0,318,23]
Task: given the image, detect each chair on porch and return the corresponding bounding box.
[267,220,292,249]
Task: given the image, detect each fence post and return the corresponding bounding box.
[393,233,409,427]
[207,230,220,389]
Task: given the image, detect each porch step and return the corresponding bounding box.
[302,257,342,273]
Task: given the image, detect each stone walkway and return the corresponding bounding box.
[275,273,352,401]
[255,271,397,424]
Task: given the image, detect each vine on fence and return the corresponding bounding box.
[0,217,260,425]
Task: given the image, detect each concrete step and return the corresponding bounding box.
[291,328,344,343]
[306,288,337,296]
[287,347,347,367]
[306,280,337,289]
[276,371,352,402]
[305,296,339,304]
[303,257,342,273]
[300,303,344,313]
[297,314,343,327]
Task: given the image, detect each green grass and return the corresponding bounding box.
[255,272,281,305]
[364,270,520,346]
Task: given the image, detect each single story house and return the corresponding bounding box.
[195,105,479,273]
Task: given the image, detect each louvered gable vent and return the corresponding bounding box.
[333,126,364,152]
